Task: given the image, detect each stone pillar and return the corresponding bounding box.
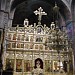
[0,0,15,28]
[72,2,75,75]
[0,0,9,71]
[0,11,9,28]
[0,0,11,28]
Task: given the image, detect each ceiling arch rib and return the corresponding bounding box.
[11,0,27,11]
[61,0,72,12]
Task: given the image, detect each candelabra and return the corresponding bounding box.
[44,3,68,52]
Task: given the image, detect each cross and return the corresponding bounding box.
[34,7,47,24]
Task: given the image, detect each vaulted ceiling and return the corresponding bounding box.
[11,0,71,27]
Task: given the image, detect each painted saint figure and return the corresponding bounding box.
[16,60,22,72]
[32,58,43,75]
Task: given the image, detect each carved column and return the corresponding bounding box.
[14,51,16,75]
[22,52,24,75]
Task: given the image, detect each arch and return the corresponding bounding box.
[11,0,71,11]
[62,0,72,12]
[9,0,72,28]
[10,0,27,11]
[10,0,71,17]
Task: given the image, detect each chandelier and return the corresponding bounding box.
[44,3,69,54]
[45,22,68,53]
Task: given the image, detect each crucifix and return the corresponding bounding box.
[34,7,47,25]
